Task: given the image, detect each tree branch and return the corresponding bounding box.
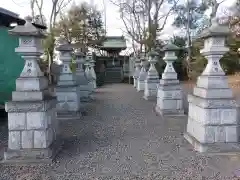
[158,0,180,32]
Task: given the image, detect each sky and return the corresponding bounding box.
[0,0,236,50]
[0,0,124,36]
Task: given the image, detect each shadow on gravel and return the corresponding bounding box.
[0,109,8,161]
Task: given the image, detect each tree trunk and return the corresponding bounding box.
[186,0,192,80]
[48,53,54,84]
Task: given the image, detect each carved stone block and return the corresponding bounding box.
[144,78,159,100]
[137,80,145,91]
[26,112,48,130]
[155,80,184,116]
[8,112,26,131]
[21,130,33,149]
[8,131,21,150]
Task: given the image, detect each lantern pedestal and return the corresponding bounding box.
[143,79,159,100]
[87,81,96,101]
[137,78,146,91]
[184,76,240,152]
[4,94,62,164]
[155,79,184,115]
[3,99,62,163]
[133,78,137,87]
[78,85,91,102]
[85,69,94,100]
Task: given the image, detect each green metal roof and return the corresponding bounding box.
[0,7,25,27]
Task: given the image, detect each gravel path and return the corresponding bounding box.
[1,83,240,180]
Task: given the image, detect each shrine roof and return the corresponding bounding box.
[0,7,25,27]
[99,47,126,50]
[99,36,127,52]
[103,36,125,40]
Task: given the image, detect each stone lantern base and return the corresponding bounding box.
[137,79,145,91]
[155,79,184,116]
[76,73,91,103]
[184,80,240,153]
[143,78,159,100]
[87,80,96,100]
[133,77,138,88]
[3,97,62,163]
[79,84,91,102]
[93,81,97,89]
[56,83,82,120]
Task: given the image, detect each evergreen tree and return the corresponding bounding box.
[55,2,105,48]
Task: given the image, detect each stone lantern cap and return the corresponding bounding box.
[89,58,95,63]
[8,16,45,37]
[56,44,73,52]
[198,17,230,39]
[85,53,94,62]
[162,43,179,52]
[155,45,162,53]
[85,55,90,61]
[75,49,85,57]
[148,48,158,57]
[140,52,146,60]
[86,54,92,60]
[86,52,92,57]
[134,56,140,63]
[56,37,73,52]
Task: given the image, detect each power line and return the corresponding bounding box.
[11,0,29,7]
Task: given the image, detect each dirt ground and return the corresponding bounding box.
[183,75,240,96]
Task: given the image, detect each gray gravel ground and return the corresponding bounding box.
[1,83,240,180]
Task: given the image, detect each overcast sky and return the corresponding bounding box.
[0,0,124,36]
[0,0,235,46]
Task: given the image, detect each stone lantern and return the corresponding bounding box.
[4,16,61,163]
[55,38,81,119]
[144,48,159,100]
[85,52,96,88]
[85,54,95,100]
[184,18,240,153]
[75,49,90,102]
[84,56,91,81]
[137,53,147,91]
[133,55,141,88]
[155,43,184,116]
[88,53,97,89]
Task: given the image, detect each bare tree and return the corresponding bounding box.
[117,0,147,52]
[220,0,240,37]
[203,0,226,25]
[30,0,73,84]
[30,0,73,31]
[111,0,178,52]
